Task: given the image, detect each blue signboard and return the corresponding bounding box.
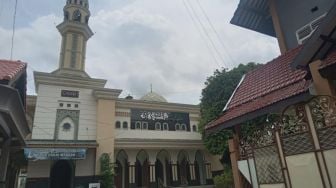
[24,148,86,161]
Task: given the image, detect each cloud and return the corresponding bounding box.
[0,0,280,104]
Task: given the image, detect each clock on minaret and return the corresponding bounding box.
[54,0,93,77]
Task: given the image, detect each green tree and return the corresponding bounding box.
[100,153,114,188]
[200,63,260,156]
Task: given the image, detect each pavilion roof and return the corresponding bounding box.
[0,59,27,84]
[206,46,310,131]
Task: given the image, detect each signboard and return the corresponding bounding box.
[61,90,79,98]
[131,109,190,131]
[24,148,86,161]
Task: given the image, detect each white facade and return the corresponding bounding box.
[32,84,97,140]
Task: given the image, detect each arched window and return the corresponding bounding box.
[123,121,128,129]
[115,121,121,129]
[64,11,69,21]
[163,123,168,130]
[175,123,181,131]
[181,124,186,131]
[85,16,89,24]
[142,122,148,130]
[73,10,81,22]
[192,125,197,132]
[155,122,161,130]
[135,121,141,129]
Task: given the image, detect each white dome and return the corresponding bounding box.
[140,92,167,103]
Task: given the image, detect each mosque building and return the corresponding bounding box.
[25,0,222,188]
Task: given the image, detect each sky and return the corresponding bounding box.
[0,0,280,104]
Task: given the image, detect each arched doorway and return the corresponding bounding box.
[135,150,150,187]
[156,150,171,186]
[177,150,190,186]
[50,160,73,188]
[195,150,206,185]
[115,150,129,188]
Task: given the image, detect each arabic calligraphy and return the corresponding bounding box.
[140,111,169,121]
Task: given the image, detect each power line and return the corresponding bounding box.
[181,0,221,68]
[195,0,236,68]
[184,0,229,69]
[10,0,18,60]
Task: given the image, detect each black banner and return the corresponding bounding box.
[61,90,79,98]
[130,109,190,131]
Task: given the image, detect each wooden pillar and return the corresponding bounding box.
[0,139,11,188]
[269,0,288,54]
[229,133,243,188]
[309,60,335,96]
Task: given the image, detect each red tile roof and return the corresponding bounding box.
[206,46,309,130]
[320,49,336,69]
[0,59,27,82]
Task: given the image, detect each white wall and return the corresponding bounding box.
[115,129,202,140]
[32,84,97,140]
[75,148,96,176]
[27,160,52,178]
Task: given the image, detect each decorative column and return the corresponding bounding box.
[171,162,179,187]
[128,162,136,188]
[149,163,156,188]
[205,163,212,184]
[189,163,197,186]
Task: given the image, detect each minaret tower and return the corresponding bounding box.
[54,0,93,77]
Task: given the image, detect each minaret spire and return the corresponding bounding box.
[54,0,93,77]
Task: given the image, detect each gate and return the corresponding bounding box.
[237,95,336,188]
[239,124,285,188]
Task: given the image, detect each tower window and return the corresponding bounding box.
[115,121,121,129]
[74,104,79,108]
[123,121,128,129]
[73,10,81,22]
[85,16,89,24]
[64,11,69,21]
[67,104,71,107]
[59,103,64,107]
